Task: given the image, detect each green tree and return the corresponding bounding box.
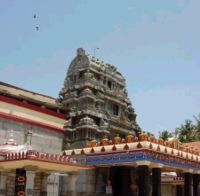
[159,130,172,141]
[176,120,196,142]
[193,114,200,140]
[173,128,180,139]
[159,115,200,143]
[146,132,151,138]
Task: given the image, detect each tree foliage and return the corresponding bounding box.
[159,114,200,143]
[175,120,196,142]
[159,130,173,141]
[193,115,200,141]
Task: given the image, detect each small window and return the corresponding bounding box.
[73,75,77,82]
[68,132,71,140]
[72,118,78,126]
[113,104,119,116]
[71,131,76,140]
[77,90,81,96]
[76,131,79,139]
[107,81,112,89]
[88,130,92,138]
[79,130,84,138]
[79,72,83,79]
[96,118,100,126]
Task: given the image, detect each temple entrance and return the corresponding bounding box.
[110,166,134,196]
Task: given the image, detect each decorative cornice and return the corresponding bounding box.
[0,150,93,170]
[64,141,200,171]
[0,95,66,119]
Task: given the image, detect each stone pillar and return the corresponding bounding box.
[15,168,31,196]
[68,172,77,196]
[95,171,105,193]
[0,171,7,196]
[26,170,36,196]
[176,185,183,196]
[59,174,69,196]
[41,173,49,196]
[7,169,16,196]
[138,165,150,196]
[152,168,161,196]
[121,167,132,195]
[110,166,122,196]
[76,169,96,195]
[193,174,200,196]
[184,173,192,196]
[47,174,60,196]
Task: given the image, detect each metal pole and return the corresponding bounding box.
[94,47,100,56]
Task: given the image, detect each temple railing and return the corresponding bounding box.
[2,150,77,164]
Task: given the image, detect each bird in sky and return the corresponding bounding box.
[33,14,39,31]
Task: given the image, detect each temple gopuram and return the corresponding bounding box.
[0,49,199,196]
[59,48,140,149]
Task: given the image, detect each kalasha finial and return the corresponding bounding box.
[158,137,164,145]
[102,135,109,145]
[139,131,147,141]
[126,134,134,143]
[90,138,97,147]
[4,129,17,145]
[149,134,157,143]
[113,134,121,144]
[77,48,85,56]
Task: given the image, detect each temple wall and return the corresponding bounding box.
[1,170,15,196]
[0,100,65,130]
[6,173,15,196]
[0,117,64,154]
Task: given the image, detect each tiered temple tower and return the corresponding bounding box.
[59,48,140,148]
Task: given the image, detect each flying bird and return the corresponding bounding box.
[33,14,39,31]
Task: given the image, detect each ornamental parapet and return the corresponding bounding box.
[64,140,200,160]
[63,133,200,171]
[1,150,77,164]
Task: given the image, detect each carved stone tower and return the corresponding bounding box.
[59,48,140,148]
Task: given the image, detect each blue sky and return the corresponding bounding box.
[0,0,200,135]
